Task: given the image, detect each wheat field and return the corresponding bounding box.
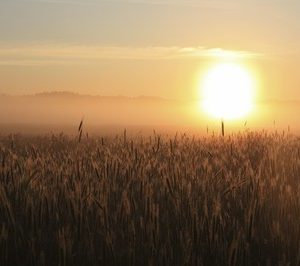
[0,131,300,265]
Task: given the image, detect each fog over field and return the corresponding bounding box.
[0,92,194,134]
[0,91,298,135]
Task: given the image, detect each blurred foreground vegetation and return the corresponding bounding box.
[0,131,300,265]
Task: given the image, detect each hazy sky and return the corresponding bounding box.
[0,0,300,100]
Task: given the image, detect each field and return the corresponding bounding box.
[0,131,300,265]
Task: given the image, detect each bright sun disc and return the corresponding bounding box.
[201,63,254,120]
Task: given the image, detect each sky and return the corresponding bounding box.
[0,0,300,102]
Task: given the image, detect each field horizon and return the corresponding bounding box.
[0,91,299,136]
[1,0,300,264]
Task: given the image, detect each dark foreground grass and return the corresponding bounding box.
[0,131,300,265]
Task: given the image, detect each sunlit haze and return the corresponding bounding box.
[0,0,300,130]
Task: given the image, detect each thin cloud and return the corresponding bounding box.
[0,44,263,66]
[5,0,239,9]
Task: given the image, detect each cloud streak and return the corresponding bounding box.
[4,0,240,9]
[0,44,263,66]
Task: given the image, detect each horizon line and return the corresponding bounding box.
[1,90,300,105]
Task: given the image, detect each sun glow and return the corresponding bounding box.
[201,63,255,120]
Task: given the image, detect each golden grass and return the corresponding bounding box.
[0,131,300,265]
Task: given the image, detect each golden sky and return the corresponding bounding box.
[0,0,300,103]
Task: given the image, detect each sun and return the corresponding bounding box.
[201,63,255,120]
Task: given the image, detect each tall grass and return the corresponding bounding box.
[0,131,300,265]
